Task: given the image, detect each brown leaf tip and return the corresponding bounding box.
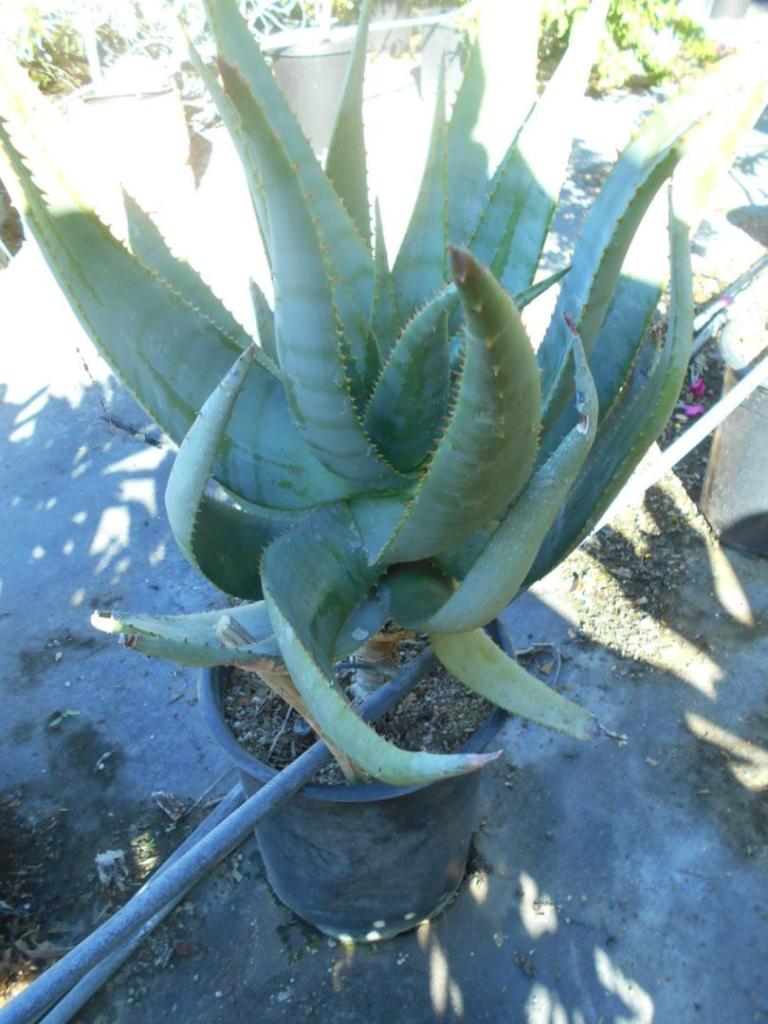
[449,245,470,286]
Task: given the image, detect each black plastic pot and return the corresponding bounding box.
[199,662,506,941]
[701,364,768,558]
[271,39,352,154]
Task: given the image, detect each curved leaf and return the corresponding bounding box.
[431,629,594,739]
[380,249,541,563]
[261,504,498,785]
[423,330,597,633]
[122,190,258,356]
[369,200,399,360]
[249,277,278,364]
[538,54,754,430]
[165,346,286,597]
[0,115,363,512]
[528,200,693,582]
[392,71,447,324]
[378,562,454,628]
[325,0,374,244]
[364,287,456,471]
[469,0,610,295]
[446,0,542,244]
[201,0,374,316]
[93,603,278,667]
[210,63,401,488]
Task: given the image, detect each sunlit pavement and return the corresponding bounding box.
[2,30,768,1024]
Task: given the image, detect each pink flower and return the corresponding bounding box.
[682,403,706,418]
[690,377,707,397]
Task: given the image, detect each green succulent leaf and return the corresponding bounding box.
[262,504,499,785]
[210,61,402,489]
[538,54,755,432]
[248,277,278,364]
[423,330,598,633]
[201,0,374,317]
[378,563,455,628]
[445,0,541,245]
[370,200,399,360]
[348,494,410,566]
[93,603,278,667]
[514,266,570,311]
[0,111,367,513]
[469,0,610,296]
[364,286,456,471]
[528,198,693,583]
[336,592,389,659]
[122,190,258,356]
[392,70,448,324]
[325,0,374,245]
[430,629,595,740]
[379,249,541,564]
[165,346,287,598]
[184,39,271,257]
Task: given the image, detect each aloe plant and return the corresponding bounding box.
[1,0,765,786]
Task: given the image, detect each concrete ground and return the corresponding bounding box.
[1,19,768,1024]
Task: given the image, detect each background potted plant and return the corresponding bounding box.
[1,0,766,942]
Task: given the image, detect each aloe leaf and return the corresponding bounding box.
[378,563,454,628]
[165,346,286,597]
[430,629,594,740]
[424,331,597,633]
[380,249,541,564]
[349,494,410,565]
[538,55,754,429]
[469,0,610,296]
[370,200,399,360]
[93,603,278,666]
[122,189,258,355]
[249,277,278,364]
[262,504,498,785]
[325,0,374,245]
[392,70,447,324]
[539,148,679,430]
[514,266,570,311]
[204,62,400,488]
[0,114,362,512]
[528,200,693,583]
[184,40,271,256]
[336,592,388,659]
[673,64,768,233]
[540,61,767,461]
[364,287,456,471]
[124,633,279,667]
[201,0,374,317]
[445,0,541,244]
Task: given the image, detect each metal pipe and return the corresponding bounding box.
[37,785,245,1024]
[592,349,768,533]
[0,650,437,1024]
[691,253,768,355]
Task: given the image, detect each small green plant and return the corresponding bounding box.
[0,0,764,785]
[540,0,721,89]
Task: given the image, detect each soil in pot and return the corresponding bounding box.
[209,633,502,942]
[222,634,494,784]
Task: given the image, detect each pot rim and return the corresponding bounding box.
[198,660,507,805]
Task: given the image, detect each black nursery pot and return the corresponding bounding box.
[199,666,505,942]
